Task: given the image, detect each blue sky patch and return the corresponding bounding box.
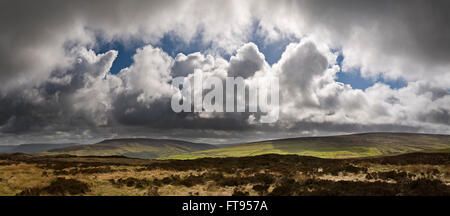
[249,21,299,65]
[335,52,407,90]
[94,40,146,74]
[158,33,212,58]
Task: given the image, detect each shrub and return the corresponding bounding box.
[232,188,249,196]
[18,178,90,196]
[252,184,270,195]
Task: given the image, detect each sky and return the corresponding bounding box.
[0,0,449,144]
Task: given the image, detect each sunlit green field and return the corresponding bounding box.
[168,133,450,159]
[167,143,382,159]
[422,148,450,153]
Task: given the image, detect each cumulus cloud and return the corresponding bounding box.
[228,43,267,78]
[0,0,449,144]
[118,45,174,105]
[0,47,118,134]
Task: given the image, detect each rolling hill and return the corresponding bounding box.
[33,133,450,159]
[167,133,450,159]
[0,143,77,154]
[43,138,216,159]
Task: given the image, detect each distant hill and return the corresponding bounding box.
[44,138,217,159]
[0,143,77,154]
[21,133,450,160]
[168,133,450,159]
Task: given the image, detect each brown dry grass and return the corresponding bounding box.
[0,152,449,196]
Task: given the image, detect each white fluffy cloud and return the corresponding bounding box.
[118,45,174,105]
[228,43,268,78]
[272,39,450,133]
[0,0,449,143]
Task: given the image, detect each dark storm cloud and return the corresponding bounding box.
[0,0,179,90]
[419,109,450,126]
[294,0,450,83]
[299,0,450,62]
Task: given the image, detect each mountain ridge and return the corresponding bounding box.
[0,143,78,154]
[44,138,216,159]
[168,132,450,159]
[6,132,450,159]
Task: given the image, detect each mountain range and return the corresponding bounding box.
[1,133,449,159]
